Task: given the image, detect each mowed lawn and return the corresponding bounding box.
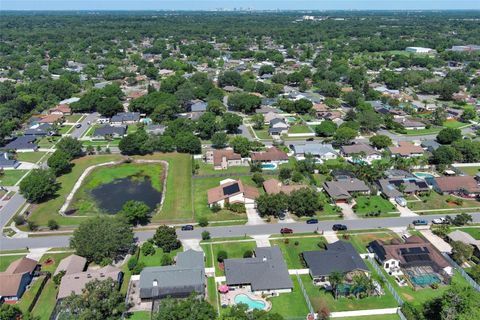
[457,227,480,240]
[407,192,480,211]
[339,315,400,320]
[0,254,27,271]
[345,231,400,254]
[270,236,327,268]
[1,170,28,186]
[459,166,480,176]
[210,241,257,276]
[288,124,312,134]
[126,311,151,320]
[269,276,310,318]
[443,120,468,129]
[353,196,398,216]
[15,151,48,163]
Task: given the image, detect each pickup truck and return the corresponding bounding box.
[432,217,448,224]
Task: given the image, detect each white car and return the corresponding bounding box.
[432,217,448,224]
[395,197,407,207]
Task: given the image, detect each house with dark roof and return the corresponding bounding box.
[0,257,38,302]
[111,112,141,125]
[92,125,127,139]
[421,140,441,152]
[0,152,20,169]
[268,118,289,136]
[139,249,205,301]
[188,100,208,113]
[376,177,430,199]
[207,179,259,208]
[393,118,426,130]
[224,246,293,294]
[2,136,38,152]
[303,241,369,286]
[24,123,53,136]
[323,179,370,203]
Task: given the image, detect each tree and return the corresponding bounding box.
[48,219,59,230]
[211,132,228,148]
[279,167,292,181]
[119,129,150,155]
[315,120,337,137]
[432,107,447,126]
[333,126,357,145]
[175,132,201,154]
[423,283,480,320]
[328,271,344,300]
[230,136,252,157]
[218,70,242,87]
[153,225,181,253]
[369,135,392,149]
[0,304,23,320]
[438,79,459,100]
[222,112,242,133]
[119,200,151,225]
[153,295,216,320]
[228,93,261,113]
[452,139,480,163]
[141,241,156,256]
[58,278,126,320]
[251,113,265,130]
[19,169,57,203]
[432,145,460,165]
[461,107,476,122]
[217,250,228,262]
[288,188,322,217]
[201,230,211,240]
[70,216,134,263]
[256,193,288,217]
[196,112,219,139]
[97,96,123,117]
[198,216,209,227]
[206,99,226,115]
[47,150,72,176]
[451,241,473,264]
[357,109,382,132]
[252,173,265,187]
[151,104,177,123]
[56,137,83,158]
[436,128,462,144]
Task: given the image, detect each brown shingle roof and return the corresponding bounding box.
[50,104,71,114]
[388,142,424,156]
[434,176,480,194]
[40,114,63,123]
[54,254,87,276]
[5,257,37,274]
[212,149,241,166]
[263,178,308,195]
[207,180,259,204]
[251,147,288,162]
[0,273,24,297]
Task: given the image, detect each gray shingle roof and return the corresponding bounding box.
[111,112,140,123]
[323,179,370,200]
[92,125,126,137]
[224,246,293,291]
[2,136,38,151]
[291,143,337,157]
[303,241,369,277]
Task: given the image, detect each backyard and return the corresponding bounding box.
[268,276,310,318]
[210,241,258,276]
[353,196,398,216]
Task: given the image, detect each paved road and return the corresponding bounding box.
[69,113,99,139]
[0,192,26,232]
[2,212,480,250]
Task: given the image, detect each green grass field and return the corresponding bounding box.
[443,120,468,129]
[0,254,26,271]
[344,232,400,253]
[37,136,61,148]
[353,196,398,216]
[15,151,47,163]
[252,128,272,140]
[458,227,480,240]
[64,114,83,123]
[0,170,28,186]
[269,276,310,318]
[270,236,327,268]
[404,128,441,136]
[459,166,480,176]
[288,124,312,134]
[59,125,73,135]
[407,192,480,212]
[210,241,257,276]
[126,312,151,320]
[67,162,164,216]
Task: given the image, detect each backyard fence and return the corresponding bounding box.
[295,272,315,316]
[367,257,404,306]
[441,253,480,292]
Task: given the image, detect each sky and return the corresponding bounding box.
[1,1,480,11]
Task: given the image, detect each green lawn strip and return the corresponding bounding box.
[339,314,400,320]
[1,170,29,186]
[64,114,83,123]
[207,277,218,310]
[288,124,312,134]
[126,311,151,320]
[68,162,164,216]
[270,236,327,269]
[458,166,480,176]
[268,276,310,318]
[193,175,262,221]
[407,192,480,211]
[37,136,61,148]
[196,160,251,176]
[0,254,27,271]
[252,128,271,140]
[353,196,398,215]
[210,241,257,276]
[59,125,73,135]
[404,128,441,136]
[15,152,47,163]
[455,227,480,240]
[343,232,400,254]
[18,275,46,313]
[442,120,468,129]
[201,244,214,268]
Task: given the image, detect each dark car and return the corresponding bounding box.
[280,228,293,234]
[306,219,318,224]
[75,123,82,128]
[332,224,347,231]
[181,225,194,231]
[412,219,428,226]
[306,137,314,141]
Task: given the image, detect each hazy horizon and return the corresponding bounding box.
[2,0,480,11]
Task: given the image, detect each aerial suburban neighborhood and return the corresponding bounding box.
[0,3,480,320]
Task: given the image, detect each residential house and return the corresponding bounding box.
[57,265,122,300]
[264,112,284,124]
[340,143,381,164]
[268,118,289,136]
[290,143,337,161]
[388,142,424,158]
[224,246,293,295]
[205,149,245,170]
[0,257,38,302]
[111,112,141,125]
[2,136,38,152]
[263,178,309,195]
[303,241,369,286]
[207,179,259,208]
[188,100,208,113]
[369,236,452,277]
[54,254,87,276]
[376,177,430,199]
[0,152,20,169]
[323,178,370,203]
[433,176,480,196]
[251,147,289,164]
[139,249,205,301]
[447,230,480,259]
[49,104,72,116]
[393,118,426,130]
[92,125,127,140]
[39,114,64,124]
[421,140,441,152]
[446,108,464,120]
[145,124,166,135]
[24,123,53,136]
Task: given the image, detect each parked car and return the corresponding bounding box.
[280,228,293,234]
[332,224,347,231]
[278,212,286,220]
[306,219,318,224]
[181,225,194,231]
[395,197,407,207]
[75,123,82,128]
[412,219,428,226]
[432,217,448,224]
[306,137,314,141]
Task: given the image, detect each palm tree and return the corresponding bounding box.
[328,271,344,300]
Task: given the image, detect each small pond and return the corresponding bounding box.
[90,176,161,214]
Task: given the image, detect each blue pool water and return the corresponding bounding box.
[286,116,297,122]
[413,172,435,179]
[234,294,266,310]
[261,163,277,170]
[410,274,441,287]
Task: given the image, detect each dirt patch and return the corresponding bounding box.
[43,257,55,266]
[402,293,414,301]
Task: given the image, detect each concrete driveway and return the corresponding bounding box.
[420,229,452,253]
[389,199,418,217]
[337,202,358,220]
[246,206,266,225]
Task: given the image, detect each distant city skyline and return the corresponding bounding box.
[1,0,480,11]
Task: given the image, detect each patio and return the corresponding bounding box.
[218,285,271,311]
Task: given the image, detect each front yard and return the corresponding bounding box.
[458,166,480,176]
[343,231,401,254]
[270,236,327,269]
[0,254,27,271]
[15,151,48,163]
[0,170,28,186]
[407,192,480,212]
[456,227,480,240]
[288,124,312,134]
[353,196,398,216]
[209,241,258,276]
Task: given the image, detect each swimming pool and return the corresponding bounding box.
[410,274,441,287]
[413,172,435,179]
[286,116,297,123]
[234,294,267,310]
[261,163,277,170]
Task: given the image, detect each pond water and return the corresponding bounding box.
[90,176,161,214]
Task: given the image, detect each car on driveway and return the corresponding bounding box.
[395,197,407,207]
[181,225,194,231]
[75,123,82,128]
[432,217,448,224]
[306,219,318,224]
[412,219,428,226]
[280,228,293,234]
[332,224,347,231]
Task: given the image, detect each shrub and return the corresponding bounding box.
[227,203,246,213]
[13,215,25,225]
[284,238,290,244]
[201,230,211,240]
[141,242,156,256]
[294,241,299,246]
[217,250,228,262]
[210,203,221,213]
[243,250,253,258]
[27,220,38,231]
[100,257,113,266]
[132,262,145,275]
[198,216,209,227]
[48,219,59,230]
[160,254,173,266]
[128,257,138,270]
[53,270,66,286]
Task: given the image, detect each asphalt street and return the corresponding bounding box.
[69,112,99,139]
